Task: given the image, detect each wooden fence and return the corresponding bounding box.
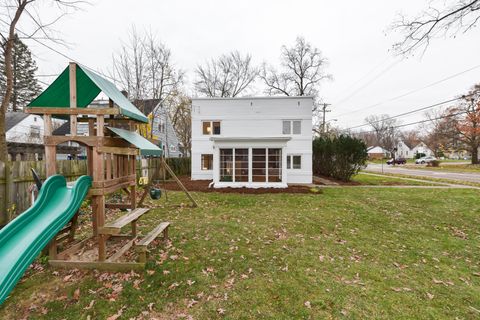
[0,157,191,226]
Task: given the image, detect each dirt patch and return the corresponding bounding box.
[156,176,320,194]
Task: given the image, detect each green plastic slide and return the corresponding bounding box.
[0,174,92,306]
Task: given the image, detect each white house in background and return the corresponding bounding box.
[6,112,44,144]
[367,146,389,159]
[191,96,313,188]
[396,140,412,158]
[411,142,434,157]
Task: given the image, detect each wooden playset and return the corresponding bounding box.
[24,62,196,270]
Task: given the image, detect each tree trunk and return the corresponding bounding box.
[471,145,479,165]
[0,1,27,163]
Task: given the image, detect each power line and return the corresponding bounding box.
[343,96,466,131]
[349,109,469,134]
[334,59,400,106]
[334,63,480,118]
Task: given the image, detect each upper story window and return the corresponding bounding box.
[203,121,221,135]
[158,119,166,134]
[282,120,301,135]
[30,125,41,138]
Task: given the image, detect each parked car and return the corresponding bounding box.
[415,156,437,164]
[387,157,407,165]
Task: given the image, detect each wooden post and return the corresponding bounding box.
[44,115,56,177]
[69,62,77,136]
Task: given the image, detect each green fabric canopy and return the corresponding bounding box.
[28,64,148,123]
[107,127,162,156]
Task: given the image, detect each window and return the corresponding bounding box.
[203,121,212,135]
[282,120,301,135]
[235,149,249,182]
[282,121,291,134]
[158,119,165,133]
[220,149,233,181]
[287,155,301,169]
[213,121,221,135]
[30,125,40,138]
[203,121,221,135]
[292,121,301,134]
[201,154,213,170]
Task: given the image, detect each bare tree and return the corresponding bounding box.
[0,0,84,162]
[391,0,480,55]
[165,90,191,156]
[261,36,332,133]
[400,130,421,148]
[365,114,400,152]
[261,36,331,97]
[194,50,258,97]
[423,108,460,157]
[111,26,148,102]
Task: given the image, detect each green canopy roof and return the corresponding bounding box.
[28,64,148,123]
[107,127,162,156]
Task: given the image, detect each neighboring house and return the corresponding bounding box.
[191,96,313,188]
[396,140,413,158]
[6,112,44,160]
[52,121,88,160]
[150,103,183,158]
[367,146,389,160]
[411,142,434,157]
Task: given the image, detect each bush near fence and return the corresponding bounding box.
[0,157,191,225]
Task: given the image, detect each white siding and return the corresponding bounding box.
[191,97,313,186]
[6,115,44,144]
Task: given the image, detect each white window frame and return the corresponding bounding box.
[287,154,302,169]
[202,120,221,135]
[282,120,301,135]
[201,154,213,171]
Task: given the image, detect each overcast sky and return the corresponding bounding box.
[22,0,480,130]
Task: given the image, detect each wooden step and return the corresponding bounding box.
[99,208,150,235]
[136,222,170,263]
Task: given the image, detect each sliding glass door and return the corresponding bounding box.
[220,147,282,183]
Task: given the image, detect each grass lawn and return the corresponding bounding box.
[404,163,480,174]
[352,173,441,186]
[1,188,480,319]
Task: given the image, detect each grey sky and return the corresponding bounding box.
[25,0,480,130]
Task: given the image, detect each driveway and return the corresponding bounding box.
[365,164,480,184]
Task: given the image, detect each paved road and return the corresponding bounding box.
[365,164,480,184]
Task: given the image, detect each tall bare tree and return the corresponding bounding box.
[391,0,480,55]
[165,90,191,156]
[194,50,258,97]
[111,26,148,102]
[261,36,331,98]
[0,0,83,162]
[365,114,400,152]
[261,36,332,133]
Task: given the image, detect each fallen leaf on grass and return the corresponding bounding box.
[426,292,434,300]
[106,306,125,320]
[217,308,226,315]
[304,301,311,309]
[84,300,95,310]
[73,288,80,301]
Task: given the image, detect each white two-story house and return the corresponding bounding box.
[191,96,313,188]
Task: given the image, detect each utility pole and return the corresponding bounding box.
[320,103,332,135]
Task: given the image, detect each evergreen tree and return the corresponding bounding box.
[0,35,41,111]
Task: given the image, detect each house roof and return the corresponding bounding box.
[367,146,387,154]
[191,96,315,101]
[6,112,29,132]
[106,127,162,156]
[27,64,148,123]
